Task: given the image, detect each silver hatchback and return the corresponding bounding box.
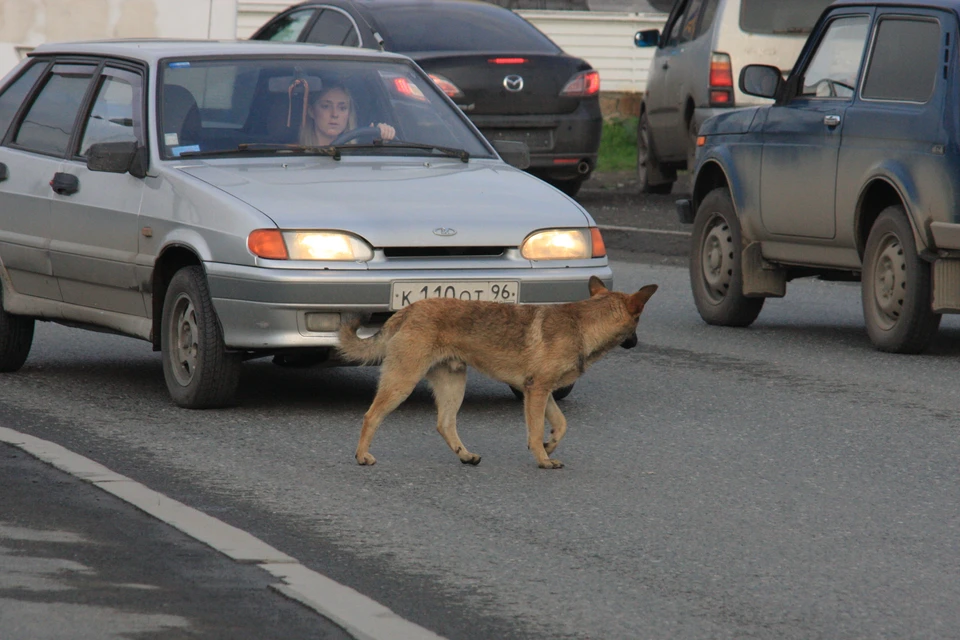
[0,40,611,408]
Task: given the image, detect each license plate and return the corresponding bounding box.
[390,280,520,310]
[482,129,553,151]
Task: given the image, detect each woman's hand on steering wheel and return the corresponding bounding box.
[330,123,396,146]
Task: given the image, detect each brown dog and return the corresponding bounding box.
[337,276,657,468]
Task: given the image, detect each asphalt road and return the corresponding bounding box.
[3,177,960,639]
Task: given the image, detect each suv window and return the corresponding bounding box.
[740,0,834,35]
[862,18,941,103]
[258,8,316,41]
[78,69,143,157]
[679,0,707,43]
[13,63,96,156]
[799,16,870,99]
[0,62,46,141]
[305,9,360,47]
[374,4,560,53]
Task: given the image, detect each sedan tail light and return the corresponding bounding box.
[428,73,465,99]
[559,70,600,97]
[709,53,734,106]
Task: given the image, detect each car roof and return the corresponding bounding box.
[829,0,960,11]
[28,39,410,64]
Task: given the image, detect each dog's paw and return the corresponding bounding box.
[538,458,564,469]
[356,452,377,466]
[459,453,482,466]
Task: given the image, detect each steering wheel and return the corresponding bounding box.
[331,126,382,146]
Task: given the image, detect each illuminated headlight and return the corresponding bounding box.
[283,231,374,261]
[522,228,605,260]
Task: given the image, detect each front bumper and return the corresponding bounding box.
[206,261,613,350]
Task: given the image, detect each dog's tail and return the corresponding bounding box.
[337,313,392,365]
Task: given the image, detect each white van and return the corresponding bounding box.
[634,0,834,193]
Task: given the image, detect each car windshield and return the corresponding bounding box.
[373,4,560,54]
[157,56,495,160]
[739,0,834,35]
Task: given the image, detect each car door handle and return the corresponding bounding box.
[0,162,8,182]
[823,115,841,127]
[50,172,80,196]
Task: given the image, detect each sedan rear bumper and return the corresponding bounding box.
[205,262,613,349]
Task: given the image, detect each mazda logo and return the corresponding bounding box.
[503,75,524,92]
[433,227,457,237]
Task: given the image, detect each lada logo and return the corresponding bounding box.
[503,75,524,92]
[433,227,457,237]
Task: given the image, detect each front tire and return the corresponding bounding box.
[0,287,34,372]
[161,266,241,408]
[689,188,764,327]
[861,206,941,353]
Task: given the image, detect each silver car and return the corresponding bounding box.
[0,40,611,408]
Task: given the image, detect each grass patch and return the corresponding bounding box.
[596,117,638,172]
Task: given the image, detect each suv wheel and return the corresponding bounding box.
[161,266,242,408]
[690,188,764,326]
[0,288,34,372]
[546,176,585,198]
[861,205,941,353]
[637,111,675,195]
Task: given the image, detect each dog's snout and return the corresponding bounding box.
[621,333,638,349]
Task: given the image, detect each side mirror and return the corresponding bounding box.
[86,141,148,178]
[635,29,660,48]
[740,64,783,100]
[492,140,530,170]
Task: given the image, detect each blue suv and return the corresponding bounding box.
[679,0,960,353]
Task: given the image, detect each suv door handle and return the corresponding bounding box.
[50,172,80,196]
[823,115,841,127]
[0,162,8,182]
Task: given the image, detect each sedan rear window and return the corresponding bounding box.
[374,4,560,54]
[740,0,834,35]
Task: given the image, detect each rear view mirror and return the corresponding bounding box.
[635,29,660,48]
[86,141,148,179]
[492,140,530,170]
[740,65,783,100]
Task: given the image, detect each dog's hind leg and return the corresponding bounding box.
[523,387,563,469]
[355,357,428,466]
[543,394,567,455]
[426,361,481,465]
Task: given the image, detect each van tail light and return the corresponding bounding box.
[393,77,428,101]
[428,73,465,99]
[709,53,734,107]
[560,70,600,97]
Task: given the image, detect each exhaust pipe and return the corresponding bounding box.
[577,160,591,175]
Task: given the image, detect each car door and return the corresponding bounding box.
[644,0,690,159]
[0,60,97,302]
[759,11,872,239]
[48,64,147,316]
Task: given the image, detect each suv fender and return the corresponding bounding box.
[853,168,928,260]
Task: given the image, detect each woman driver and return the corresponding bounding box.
[299,84,395,146]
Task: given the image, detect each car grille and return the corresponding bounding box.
[383,247,506,258]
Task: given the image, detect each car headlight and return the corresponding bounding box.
[247,230,374,261]
[521,228,605,260]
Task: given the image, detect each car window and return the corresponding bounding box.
[798,15,870,99]
[0,62,46,142]
[740,0,834,35]
[862,18,941,103]
[373,4,560,53]
[305,9,360,47]
[13,63,96,156]
[257,8,316,41]
[663,0,689,47]
[78,69,143,157]
[679,0,707,43]
[698,0,719,36]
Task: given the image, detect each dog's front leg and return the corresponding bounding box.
[543,394,567,455]
[524,388,563,469]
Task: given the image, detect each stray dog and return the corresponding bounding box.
[337,276,658,468]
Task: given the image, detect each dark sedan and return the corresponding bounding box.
[251,0,602,197]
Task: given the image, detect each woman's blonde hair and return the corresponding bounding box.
[299,83,357,146]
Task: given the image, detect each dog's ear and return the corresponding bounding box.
[588,276,608,297]
[627,284,658,315]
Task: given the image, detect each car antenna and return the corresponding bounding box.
[344,0,385,51]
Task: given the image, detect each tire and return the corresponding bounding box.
[637,111,675,195]
[689,188,764,327]
[861,206,941,353]
[546,177,585,198]
[0,287,34,373]
[510,383,575,401]
[161,266,241,408]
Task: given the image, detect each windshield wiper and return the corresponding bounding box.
[340,140,470,163]
[179,143,341,160]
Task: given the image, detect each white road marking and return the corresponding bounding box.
[599,224,691,237]
[0,426,447,640]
